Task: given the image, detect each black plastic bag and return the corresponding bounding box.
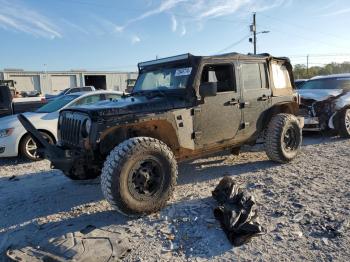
[212,176,264,246]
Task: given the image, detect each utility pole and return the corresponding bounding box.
[249,13,269,55]
[306,55,309,78]
[253,13,257,55]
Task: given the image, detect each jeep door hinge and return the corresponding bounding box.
[240,122,250,129]
[240,101,250,109]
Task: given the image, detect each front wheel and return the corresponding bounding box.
[265,114,302,163]
[337,109,350,138]
[101,137,178,216]
[20,132,54,161]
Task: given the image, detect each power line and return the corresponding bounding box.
[259,13,350,43]
[288,53,350,58]
[259,21,349,51]
[215,34,251,54]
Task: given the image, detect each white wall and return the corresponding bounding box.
[1,71,137,94]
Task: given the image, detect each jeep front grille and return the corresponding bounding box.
[60,112,86,146]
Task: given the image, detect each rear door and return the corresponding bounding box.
[239,62,271,138]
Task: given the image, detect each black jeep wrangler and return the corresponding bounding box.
[19,53,303,215]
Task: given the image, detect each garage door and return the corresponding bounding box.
[11,75,40,92]
[51,75,77,92]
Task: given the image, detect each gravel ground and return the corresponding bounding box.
[0,134,349,261]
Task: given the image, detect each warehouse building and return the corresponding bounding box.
[0,69,138,95]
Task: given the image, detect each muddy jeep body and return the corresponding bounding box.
[19,52,302,215]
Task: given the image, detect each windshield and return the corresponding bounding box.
[36,95,78,113]
[300,78,350,90]
[133,65,192,92]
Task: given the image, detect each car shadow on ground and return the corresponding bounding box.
[178,157,276,186]
[302,131,345,146]
[0,157,32,167]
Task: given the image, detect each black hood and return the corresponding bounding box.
[62,93,190,119]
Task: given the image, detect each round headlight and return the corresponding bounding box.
[82,118,92,137]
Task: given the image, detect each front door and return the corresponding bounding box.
[239,62,271,138]
[193,63,242,147]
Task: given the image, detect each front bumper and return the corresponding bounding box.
[303,116,322,131]
[48,148,83,173]
[17,114,79,172]
[0,135,20,157]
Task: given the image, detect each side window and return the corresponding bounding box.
[73,94,102,106]
[241,63,262,90]
[201,64,235,92]
[105,94,121,101]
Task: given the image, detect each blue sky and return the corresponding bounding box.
[0,0,350,71]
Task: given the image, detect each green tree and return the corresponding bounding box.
[293,62,350,79]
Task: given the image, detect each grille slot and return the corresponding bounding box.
[59,113,84,146]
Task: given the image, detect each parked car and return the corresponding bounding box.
[297,73,350,136]
[19,52,303,215]
[45,86,96,100]
[294,79,308,89]
[0,84,47,118]
[0,90,123,161]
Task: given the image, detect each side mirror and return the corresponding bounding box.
[199,82,217,98]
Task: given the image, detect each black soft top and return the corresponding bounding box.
[138,52,291,71]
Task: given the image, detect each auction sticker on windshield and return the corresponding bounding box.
[175,67,192,76]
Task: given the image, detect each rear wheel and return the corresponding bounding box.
[20,132,54,161]
[337,109,350,138]
[101,137,177,216]
[265,114,302,163]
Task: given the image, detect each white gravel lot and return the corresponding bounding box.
[0,134,349,261]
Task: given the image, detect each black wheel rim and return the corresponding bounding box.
[283,125,299,152]
[127,157,164,201]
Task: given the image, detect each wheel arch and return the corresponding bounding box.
[261,102,299,130]
[98,120,180,156]
[333,106,350,134]
[18,129,56,154]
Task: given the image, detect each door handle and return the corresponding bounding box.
[258,95,269,101]
[228,99,239,105]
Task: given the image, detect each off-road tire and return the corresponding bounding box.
[101,137,178,216]
[337,109,350,138]
[19,132,54,161]
[265,113,302,163]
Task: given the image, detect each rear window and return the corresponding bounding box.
[271,63,292,89]
[81,86,93,91]
[300,78,350,90]
[36,95,78,113]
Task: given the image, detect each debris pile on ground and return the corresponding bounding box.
[212,176,264,246]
